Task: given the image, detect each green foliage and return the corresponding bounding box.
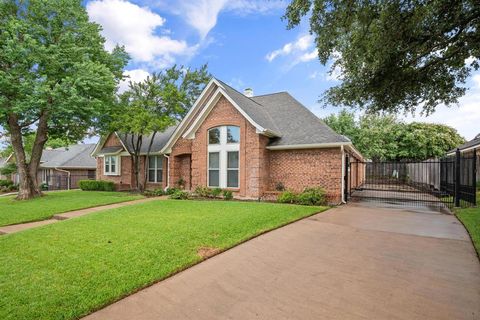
[169,189,190,200]
[324,110,465,160]
[0,180,13,187]
[284,0,480,114]
[211,187,222,198]
[275,182,285,191]
[223,190,233,200]
[39,183,48,191]
[79,180,115,192]
[143,188,165,197]
[0,179,16,193]
[277,190,298,204]
[278,188,327,206]
[296,187,327,206]
[165,187,180,195]
[194,186,211,197]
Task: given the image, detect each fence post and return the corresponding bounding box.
[454,148,461,207]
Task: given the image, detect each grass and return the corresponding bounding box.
[455,191,480,257]
[0,190,143,226]
[0,200,327,320]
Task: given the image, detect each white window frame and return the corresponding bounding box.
[148,155,163,183]
[207,126,240,188]
[104,155,120,176]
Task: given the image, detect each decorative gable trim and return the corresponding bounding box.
[91,132,128,157]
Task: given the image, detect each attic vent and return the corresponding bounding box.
[243,88,253,97]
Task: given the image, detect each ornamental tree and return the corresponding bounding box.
[0,0,128,199]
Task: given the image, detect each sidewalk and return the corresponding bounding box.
[0,196,165,235]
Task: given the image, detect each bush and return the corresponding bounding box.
[79,180,115,191]
[275,182,285,191]
[277,190,298,204]
[194,186,211,198]
[0,179,13,187]
[169,189,190,200]
[143,188,165,197]
[211,187,222,198]
[477,180,480,190]
[40,183,49,191]
[277,187,327,206]
[223,190,233,200]
[165,187,180,195]
[296,187,327,206]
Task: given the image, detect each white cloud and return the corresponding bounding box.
[266,34,315,62]
[472,74,480,89]
[118,69,151,93]
[87,0,190,66]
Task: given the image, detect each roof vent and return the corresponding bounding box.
[243,88,253,97]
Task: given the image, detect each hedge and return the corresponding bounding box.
[78,180,115,191]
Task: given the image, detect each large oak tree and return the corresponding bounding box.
[0,0,128,199]
[284,0,480,114]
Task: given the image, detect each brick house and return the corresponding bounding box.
[448,133,480,182]
[92,78,364,203]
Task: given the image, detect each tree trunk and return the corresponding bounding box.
[7,113,44,200]
[143,131,157,191]
[130,134,143,192]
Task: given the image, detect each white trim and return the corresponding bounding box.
[266,142,351,150]
[207,126,240,188]
[147,155,163,183]
[164,155,170,190]
[103,155,120,176]
[447,144,480,155]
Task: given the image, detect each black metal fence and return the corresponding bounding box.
[43,174,95,191]
[347,149,477,210]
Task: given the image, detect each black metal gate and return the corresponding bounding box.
[346,149,477,209]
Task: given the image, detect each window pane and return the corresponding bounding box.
[227,151,239,168]
[227,126,240,143]
[111,164,116,173]
[209,170,219,187]
[208,128,220,144]
[156,169,163,182]
[209,152,219,169]
[110,156,116,166]
[227,170,239,188]
[105,157,110,166]
[148,169,155,182]
[148,156,156,169]
[156,156,163,168]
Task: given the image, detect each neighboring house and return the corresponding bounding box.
[0,157,9,180]
[448,133,480,182]
[8,144,97,189]
[92,78,364,203]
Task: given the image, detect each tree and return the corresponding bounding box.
[324,110,465,160]
[0,0,128,199]
[111,65,210,192]
[284,0,480,114]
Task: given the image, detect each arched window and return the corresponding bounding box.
[207,126,240,188]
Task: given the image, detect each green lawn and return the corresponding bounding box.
[0,200,327,320]
[0,190,143,226]
[455,191,480,257]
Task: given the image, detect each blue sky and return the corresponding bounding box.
[85,0,480,141]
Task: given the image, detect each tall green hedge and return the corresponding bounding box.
[78,180,115,191]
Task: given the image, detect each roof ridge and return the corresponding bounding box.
[252,91,288,98]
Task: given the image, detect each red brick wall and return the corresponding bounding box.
[268,148,343,203]
[170,95,268,198]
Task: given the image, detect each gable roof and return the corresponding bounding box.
[448,133,480,154]
[250,92,350,147]
[40,144,96,169]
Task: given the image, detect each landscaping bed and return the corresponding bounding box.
[0,190,143,226]
[455,191,480,257]
[0,200,327,320]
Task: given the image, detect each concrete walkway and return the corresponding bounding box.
[84,202,480,320]
[0,197,164,235]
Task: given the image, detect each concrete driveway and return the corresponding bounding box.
[84,202,480,320]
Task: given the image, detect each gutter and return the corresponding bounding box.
[54,167,71,190]
[341,145,346,204]
[266,142,351,150]
[164,155,170,191]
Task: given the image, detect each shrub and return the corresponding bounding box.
[275,182,285,191]
[277,187,327,206]
[477,180,480,191]
[79,180,115,191]
[169,189,190,200]
[165,187,180,195]
[0,179,13,187]
[296,187,327,206]
[211,187,222,198]
[277,190,298,204]
[40,183,49,191]
[176,178,186,189]
[223,190,233,200]
[194,186,211,198]
[143,188,165,197]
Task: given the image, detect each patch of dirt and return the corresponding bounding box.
[197,246,221,259]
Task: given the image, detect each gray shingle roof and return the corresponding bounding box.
[451,133,480,153]
[99,146,123,154]
[40,144,96,169]
[117,125,177,154]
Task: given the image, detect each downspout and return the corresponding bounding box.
[55,168,71,190]
[164,155,170,191]
[341,145,346,204]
